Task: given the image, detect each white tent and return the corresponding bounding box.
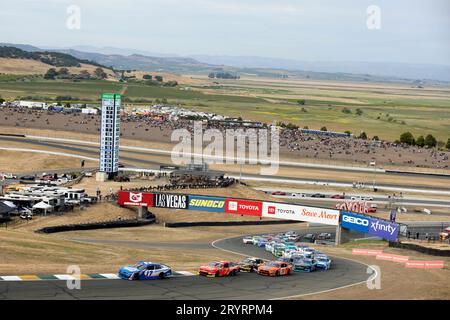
[32,201,53,215]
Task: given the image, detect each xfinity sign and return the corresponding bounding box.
[341,212,370,233]
[340,211,399,241]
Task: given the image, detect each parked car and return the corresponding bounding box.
[271,191,286,196]
[317,233,332,240]
[331,194,345,199]
[302,233,316,243]
[2,173,17,179]
[311,193,326,198]
[257,261,292,277]
[20,175,35,181]
[118,262,172,280]
[238,257,265,272]
[198,261,240,277]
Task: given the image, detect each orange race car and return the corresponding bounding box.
[198,261,240,277]
[257,261,292,277]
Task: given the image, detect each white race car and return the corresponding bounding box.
[243,236,253,244]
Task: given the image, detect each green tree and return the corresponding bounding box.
[416,135,425,147]
[320,126,327,131]
[297,99,306,105]
[143,74,152,80]
[372,136,379,141]
[359,132,368,140]
[399,132,415,145]
[94,67,107,79]
[155,75,163,82]
[58,67,69,75]
[344,130,352,135]
[424,134,437,148]
[446,138,450,150]
[356,108,363,116]
[0,95,4,104]
[44,68,58,80]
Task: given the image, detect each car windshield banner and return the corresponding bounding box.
[341,211,370,233]
[262,202,340,226]
[154,193,188,209]
[118,191,153,207]
[188,195,226,212]
[368,218,399,241]
[225,199,262,216]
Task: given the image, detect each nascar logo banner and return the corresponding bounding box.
[262,202,340,226]
[188,196,226,212]
[118,191,153,207]
[153,193,188,209]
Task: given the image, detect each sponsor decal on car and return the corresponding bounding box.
[188,196,226,212]
[262,202,340,226]
[225,199,262,216]
[154,193,188,209]
[118,191,153,207]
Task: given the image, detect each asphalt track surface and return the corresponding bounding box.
[0,231,370,300]
[2,136,450,196]
[2,135,450,182]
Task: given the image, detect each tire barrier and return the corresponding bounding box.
[36,217,155,234]
[389,241,450,257]
[0,133,25,138]
[164,220,301,228]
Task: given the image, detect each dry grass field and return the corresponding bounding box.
[0,150,97,172]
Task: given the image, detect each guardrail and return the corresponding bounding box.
[164,220,301,228]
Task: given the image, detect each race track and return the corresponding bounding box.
[0,233,370,300]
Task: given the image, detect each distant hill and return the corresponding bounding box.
[0,46,108,69]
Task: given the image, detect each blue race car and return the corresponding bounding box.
[315,256,332,270]
[292,258,317,272]
[118,262,172,280]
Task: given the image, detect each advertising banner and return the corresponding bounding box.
[118,191,153,207]
[341,211,370,233]
[153,193,188,209]
[188,196,226,212]
[225,199,262,216]
[340,212,399,241]
[368,218,399,241]
[262,202,340,226]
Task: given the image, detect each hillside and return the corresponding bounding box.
[0,46,115,79]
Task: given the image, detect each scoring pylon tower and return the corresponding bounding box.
[97,93,121,181]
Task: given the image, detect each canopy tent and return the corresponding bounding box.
[32,201,53,215]
[0,201,15,215]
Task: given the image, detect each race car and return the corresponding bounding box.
[198,261,240,277]
[292,258,317,272]
[243,236,253,244]
[238,257,265,272]
[118,262,172,280]
[315,256,332,270]
[257,239,268,247]
[257,261,292,277]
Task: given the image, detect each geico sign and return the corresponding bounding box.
[342,215,369,226]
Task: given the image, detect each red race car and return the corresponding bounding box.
[198,261,240,277]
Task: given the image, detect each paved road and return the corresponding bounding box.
[0,227,369,300]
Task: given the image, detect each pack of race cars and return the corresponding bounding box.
[118,231,332,281]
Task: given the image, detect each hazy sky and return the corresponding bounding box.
[1,0,449,65]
